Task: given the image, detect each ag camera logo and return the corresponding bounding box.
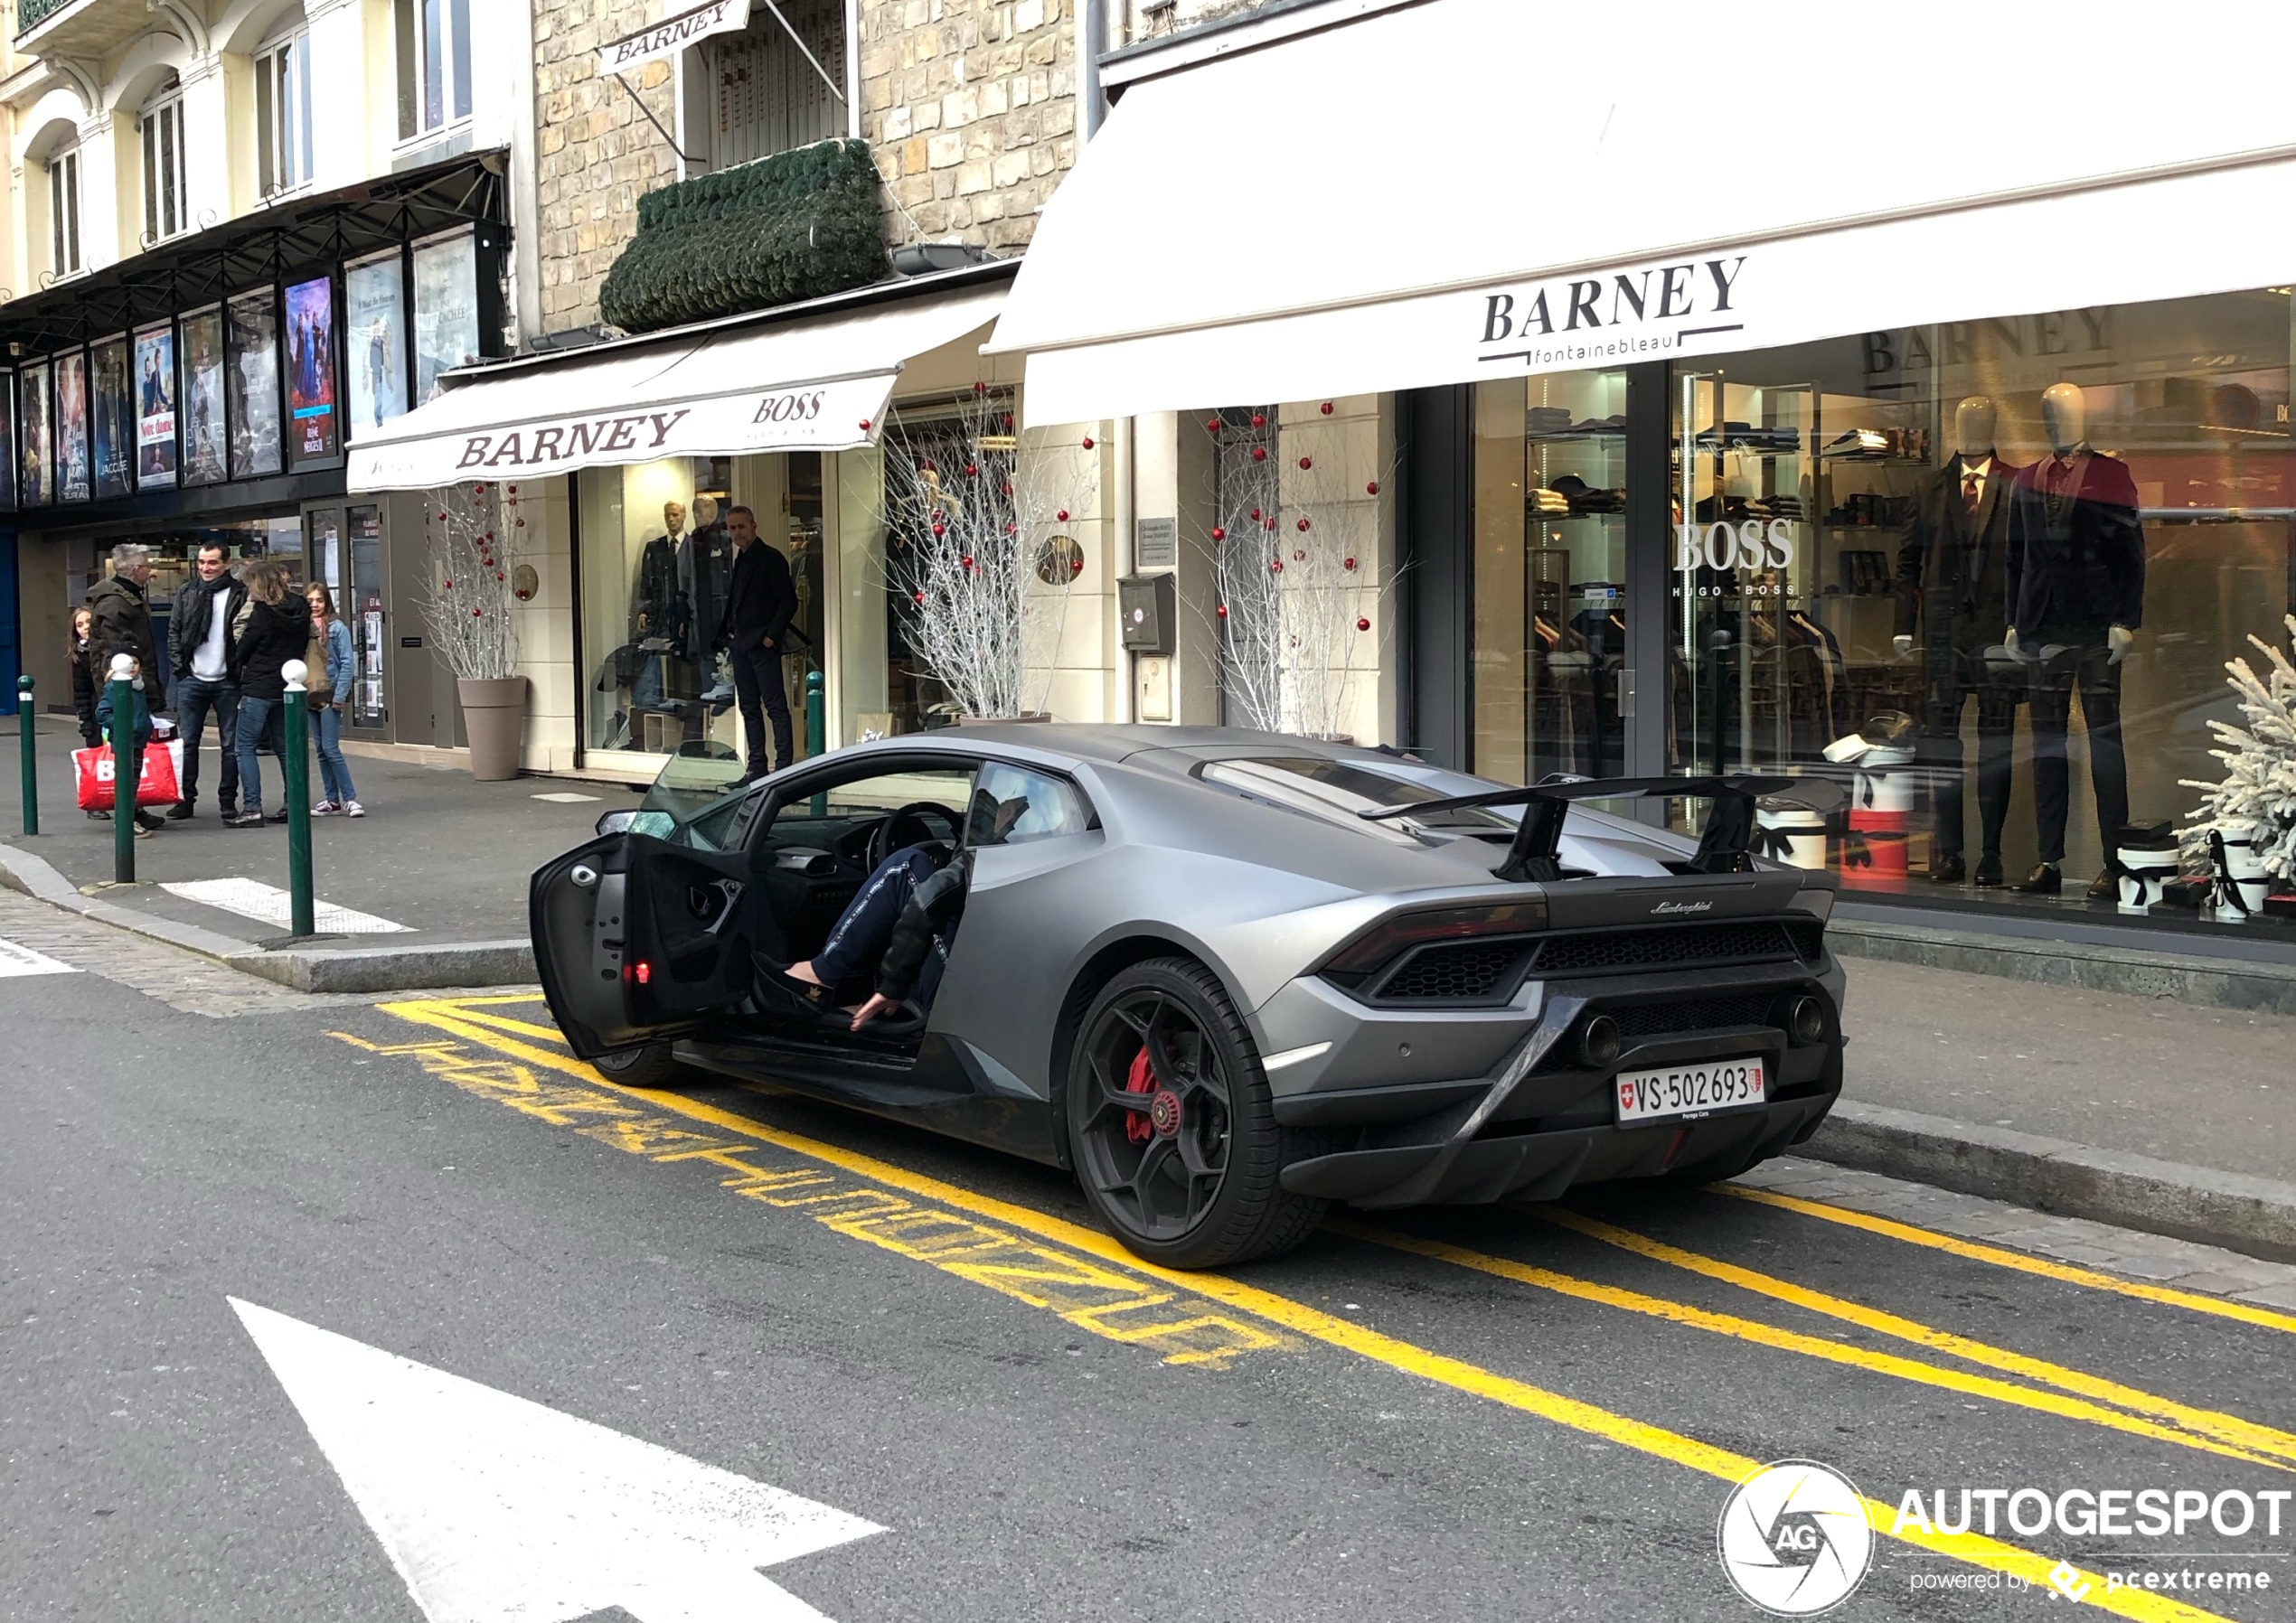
[1718,1459,1874,1615]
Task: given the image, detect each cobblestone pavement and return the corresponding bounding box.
[1735,1156,2296,1311]
[0,889,530,1019]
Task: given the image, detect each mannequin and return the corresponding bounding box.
[633,500,689,643]
[679,493,736,664]
[1892,396,2021,886]
[2004,381,2146,898]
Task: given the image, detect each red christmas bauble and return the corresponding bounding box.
[932,523,946,537]
[1251,413,1266,427]
[974,380,987,395]
[1216,604,1228,618]
[965,464,978,476]
[914,590,926,604]
[859,417,872,431]
[508,484,518,494]
[1269,559,1283,573]
[1298,455,1312,469]
[1367,480,1380,496]
[441,579,452,589]
[1205,418,1221,433]
[1081,436,1095,449]
[1296,517,1311,531]
[496,571,505,581]
[1250,508,1262,521]
[1264,517,1277,530]
[1321,401,1334,416]
[922,459,936,472]
[1252,446,1267,462]
[1004,521,1016,533]
[472,607,484,617]
[1356,616,1370,631]
[1057,509,1069,521]
[1343,556,1358,571]
[1210,526,1226,541]
[962,555,974,568]
[1293,549,1305,561]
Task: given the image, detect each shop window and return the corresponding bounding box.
[579,456,744,757]
[1470,372,1631,783]
[257,28,315,197]
[48,146,81,278]
[395,0,473,142]
[706,1,846,168]
[1663,288,2292,907]
[140,88,188,245]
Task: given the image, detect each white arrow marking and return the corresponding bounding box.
[231,1298,884,1623]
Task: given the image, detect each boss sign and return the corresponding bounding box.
[1677,520,1797,573]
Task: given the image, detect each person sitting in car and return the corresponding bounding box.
[778,786,1030,1031]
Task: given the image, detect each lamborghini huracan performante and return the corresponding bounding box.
[531,727,1846,1269]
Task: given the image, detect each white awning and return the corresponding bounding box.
[347,282,1006,491]
[993,0,2296,426]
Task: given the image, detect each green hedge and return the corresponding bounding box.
[598,138,890,333]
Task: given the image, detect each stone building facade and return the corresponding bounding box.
[530,0,1081,336]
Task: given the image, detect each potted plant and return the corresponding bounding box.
[419,481,528,781]
[2179,614,2296,918]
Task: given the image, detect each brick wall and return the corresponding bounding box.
[858,0,1078,252]
[532,0,680,334]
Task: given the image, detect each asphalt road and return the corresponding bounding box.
[6,942,2295,1620]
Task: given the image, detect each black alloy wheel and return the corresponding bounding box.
[591,1042,684,1089]
[1066,957,1331,1269]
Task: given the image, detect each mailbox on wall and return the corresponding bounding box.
[1116,573,1176,656]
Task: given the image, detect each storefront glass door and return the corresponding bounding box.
[1471,371,1630,783]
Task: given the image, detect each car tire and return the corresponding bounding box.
[1065,956,1331,1270]
[591,1041,684,1089]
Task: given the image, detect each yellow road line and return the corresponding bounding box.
[365,996,2238,1622]
[1721,1186,2296,1337]
[1524,1207,2296,1468]
[1330,1219,2289,1475]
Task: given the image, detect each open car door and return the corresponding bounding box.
[531,831,757,1059]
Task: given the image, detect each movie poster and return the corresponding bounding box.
[412,230,479,407]
[0,374,15,511]
[20,361,49,506]
[345,252,407,436]
[228,289,281,480]
[285,275,338,467]
[54,350,90,502]
[179,307,226,485]
[91,335,133,499]
[133,323,177,489]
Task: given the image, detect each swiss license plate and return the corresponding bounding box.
[1614,1057,1767,1125]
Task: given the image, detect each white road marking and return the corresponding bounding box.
[0,937,78,978]
[231,1299,884,1623]
[161,878,412,934]
[532,792,602,803]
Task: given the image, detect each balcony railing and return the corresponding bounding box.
[15,0,73,34]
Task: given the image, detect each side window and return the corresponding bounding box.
[970,763,1092,847]
[765,765,977,861]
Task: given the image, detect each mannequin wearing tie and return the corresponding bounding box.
[1892,397,2021,886]
[2003,381,2145,899]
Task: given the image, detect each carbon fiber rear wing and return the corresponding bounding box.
[1359,774,1821,884]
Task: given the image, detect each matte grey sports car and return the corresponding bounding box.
[532,726,1846,1268]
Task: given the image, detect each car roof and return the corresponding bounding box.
[918,722,1376,768]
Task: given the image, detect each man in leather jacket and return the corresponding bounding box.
[169,541,249,819]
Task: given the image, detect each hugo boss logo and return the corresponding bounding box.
[1677,519,1797,573]
[749,389,827,425]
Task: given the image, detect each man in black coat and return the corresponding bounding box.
[717,504,797,780]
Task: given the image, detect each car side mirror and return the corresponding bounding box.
[595,808,637,838]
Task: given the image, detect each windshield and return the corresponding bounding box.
[1198,756,1514,839]
[632,739,748,840]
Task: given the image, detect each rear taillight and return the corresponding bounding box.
[1321,900,1547,974]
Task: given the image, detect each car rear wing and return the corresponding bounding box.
[1359,774,1839,883]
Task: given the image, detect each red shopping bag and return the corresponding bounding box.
[73,739,183,812]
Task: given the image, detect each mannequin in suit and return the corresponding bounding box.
[2004,382,2145,899]
[1893,397,2021,887]
[679,493,735,665]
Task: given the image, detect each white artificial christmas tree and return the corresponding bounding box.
[880,386,1089,721]
[2179,613,2296,885]
[418,481,522,680]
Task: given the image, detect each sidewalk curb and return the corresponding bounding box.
[1828,915,2296,1016]
[0,840,536,992]
[1802,1100,2296,1263]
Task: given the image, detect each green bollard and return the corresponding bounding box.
[16,675,35,837]
[107,658,136,884]
[806,670,826,817]
[282,660,315,938]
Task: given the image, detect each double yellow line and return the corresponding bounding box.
[372,996,2254,1622]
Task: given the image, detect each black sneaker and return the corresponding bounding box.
[225,810,267,829]
[265,807,290,823]
[135,811,167,832]
[165,802,196,821]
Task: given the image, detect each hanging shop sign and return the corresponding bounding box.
[598,0,750,72]
[133,322,178,489]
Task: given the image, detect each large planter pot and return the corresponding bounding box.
[457,675,529,781]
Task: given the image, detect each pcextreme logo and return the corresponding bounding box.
[1717,1459,1874,1616]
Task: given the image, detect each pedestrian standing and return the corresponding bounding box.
[85,542,165,834]
[716,504,796,783]
[69,607,99,746]
[94,657,163,838]
[305,584,362,818]
[167,540,247,821]
[225,559,312,829]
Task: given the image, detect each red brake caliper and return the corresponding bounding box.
[1124,1045,1155,1144]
